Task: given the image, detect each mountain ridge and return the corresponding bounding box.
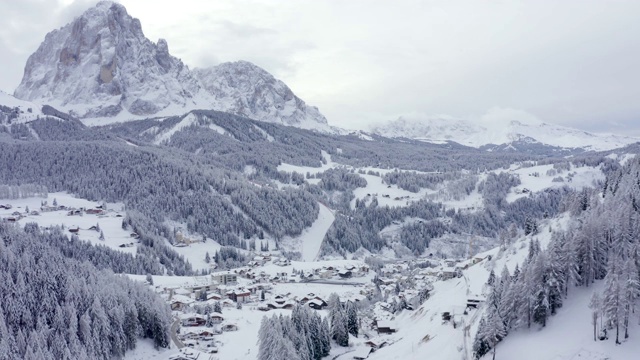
[13,1,331,131]
[372,114,639,152]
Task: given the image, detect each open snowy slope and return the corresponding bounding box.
[490,282,640,360]
[366,215,572,360]
[501,162,605,203]
[0,90,44,124]
[0,192,135,254]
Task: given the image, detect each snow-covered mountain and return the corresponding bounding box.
[192,61,328,130]
[13,1,331,131]
[372,113,639,152]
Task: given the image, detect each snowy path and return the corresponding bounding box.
[299,202,335,261]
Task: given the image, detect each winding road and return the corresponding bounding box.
[170,317,184,349]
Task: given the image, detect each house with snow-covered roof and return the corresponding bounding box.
[376,320,397,334]
[352,347,372,359]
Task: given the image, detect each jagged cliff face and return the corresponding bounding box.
[14,1,330,131]
[14,1,201,118]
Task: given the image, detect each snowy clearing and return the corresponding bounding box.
[0,192,136,254]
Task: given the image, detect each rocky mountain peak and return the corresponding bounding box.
[14,0,201,118]
[13,2,331,131]
[193,61,328,128]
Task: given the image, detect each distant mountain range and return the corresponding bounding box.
[371,113,638,152]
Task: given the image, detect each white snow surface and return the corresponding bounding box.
[492,281,640,360]
[0,90,44,124]
[502,163,605,203]
[280,202,335,261]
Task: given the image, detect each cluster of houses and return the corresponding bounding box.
[1,203,41,222]
[1,200,113,223]
[294,264,369,281]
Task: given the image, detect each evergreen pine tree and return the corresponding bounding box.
[346,301,359,337]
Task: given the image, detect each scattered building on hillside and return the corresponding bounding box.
[352,347,372,360]
[440,267,461,280]
[376,320,397,334]
[211,271,237,285]
[222,323,238,332]
[209,312,224,324]
[338,269,353,279]
[226,289,251,303]
[308,298,327,310]
[170,295,194,311]
[181,314,207,327]
[364,339,388,351]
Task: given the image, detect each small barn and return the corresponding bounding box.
[376,320,397,334]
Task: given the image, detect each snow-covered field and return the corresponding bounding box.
[279,150,608,216]
[503,163,604,203]
[0,192,136,254]
[350,173,434,209]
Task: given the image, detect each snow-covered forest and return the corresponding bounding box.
[0,223,171,359]
[1,106,639,360]
[475,157,640,359]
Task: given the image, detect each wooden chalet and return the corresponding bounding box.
[376,320,397,334]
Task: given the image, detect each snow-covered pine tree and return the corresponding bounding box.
[622,255,639,339]
[588,292,602,341]
[487,269,496,286]
[480,305,506,360]
[531,253,550,327]
[602,249,623,344]
[472,318,490,359]
[258,316,279,360]
[328,294,349,347]
[320,317,331,356]
[346,301,359,337]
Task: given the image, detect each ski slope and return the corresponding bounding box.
[281,202,335,261]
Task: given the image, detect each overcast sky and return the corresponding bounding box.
[1,0,639,135]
